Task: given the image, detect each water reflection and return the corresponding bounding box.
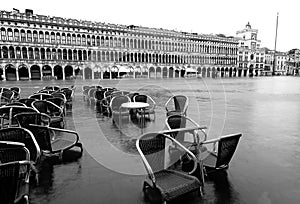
[1,77,300,203]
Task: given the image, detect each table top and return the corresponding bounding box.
[121,102,149,109]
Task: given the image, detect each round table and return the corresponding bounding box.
[120,102,149,132]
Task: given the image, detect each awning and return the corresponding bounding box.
[186,68,197,73]
[119,66,130,73]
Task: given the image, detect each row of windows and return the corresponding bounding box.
[0,27,238,55]
[238,63,264,68]
[0,46,237,65]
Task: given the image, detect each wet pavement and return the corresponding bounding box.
[1,76,300,204]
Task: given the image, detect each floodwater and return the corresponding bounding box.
[1,76,300,204]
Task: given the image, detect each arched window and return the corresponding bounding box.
[73,50,77,61]
[72,34,76,45]
[51,32,55,43]
[1,28,6,41]
[34,48,40,59]
[61,33,66,44]
[67,34,71,45]
[22,47,27,59]
[7,29,13,41]
[77,34,81,45]
[33,31,38,42]
[45,32,50,43]
[46,48,51,59]
[28,48,34,59]
[21,30,26,42]
[9,46,15,58]
[40,48,45,60]
[56,33,61,44]
[14,29,19,41]
[39,31,44,43]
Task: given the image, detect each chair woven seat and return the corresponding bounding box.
[51,139,76,152]
[154,169,201,201]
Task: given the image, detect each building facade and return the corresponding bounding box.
[286,49,300,76]
[0,9,239,81]
[236,22,265,77]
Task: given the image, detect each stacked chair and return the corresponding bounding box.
[0,85,81,203]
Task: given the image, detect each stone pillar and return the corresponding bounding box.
[62,67,65,80]
[16,68,19,81]
[2,66,6,81]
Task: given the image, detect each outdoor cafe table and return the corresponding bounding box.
[120,102,149,132]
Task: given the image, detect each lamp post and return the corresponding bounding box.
[273,12,279,76]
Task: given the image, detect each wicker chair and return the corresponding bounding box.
[0,106,38,128]
[60,88,74,109]
[110,95,131,124]
[0,160,31,204]
[136,132,202,203]
[14,112,51,128]
[165,95,189,116]
[10,86,21,101]
[165,115,207,148]
[133,94,156,120]
[199,133,242,174]
[0,90,15,106]
[46,97,66,116]
[18,98,37,107]
[31,100,65,128]
[25,124,83,161]
[29,93,54,100]
[0,127,41,165]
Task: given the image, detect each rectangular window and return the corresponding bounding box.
[8,31,13,41]
[21,32,26,42]
[1,31,6,40]
[27,33,32,42]
[14,32,19,41]
[67,36,71,44]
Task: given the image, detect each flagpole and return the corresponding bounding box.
[273,12,279,75]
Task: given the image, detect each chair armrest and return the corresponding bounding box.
[136,139,156,186]
[164,97,173,112]
[164,134,198,175]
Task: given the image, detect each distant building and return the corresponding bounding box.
[262,49,287,76]
[286,49,300,76]
[236,22,264,77]
[0,9,238,81]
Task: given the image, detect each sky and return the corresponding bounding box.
[2,0,299,52]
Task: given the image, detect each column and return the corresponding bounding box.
[62,67,65,80]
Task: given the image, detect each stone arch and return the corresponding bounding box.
[212,67,216,78]
[30,65,41,80]
[5,64,17,81]
[18,64,29,80]
[65,65,73,79]
[207,67,211,78]
[162,67,168,78]
[156,67,162,78]
[168,67,174,78]
[42,65,52,77]
[54,65,63,80]
[84,67,93,79]
[202,67,206,78]
[149,67,155,78]
[221,68,225,77]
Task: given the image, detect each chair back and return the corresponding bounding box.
[166,115,187,130]
[110,95,130,112]
[0,106,37,127]
[26,125,52,152]
[14,112,51,128]
[10,87,21,93]
[0,127,40,163]
[216,133,242,168]
[46,97,65,111]
[29,93,53,100]
[4,102,26,107]
[0,90,14,104]
[51,92,67,102]
[32,100,63,116]
[137,133,166,173]
[94,89,106,101]
[61,88,73,102]
[0,141,29,163]
[173,95,188,113]
[134,94,147,103]
[18,98,37,107]
[0,161,30,203]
